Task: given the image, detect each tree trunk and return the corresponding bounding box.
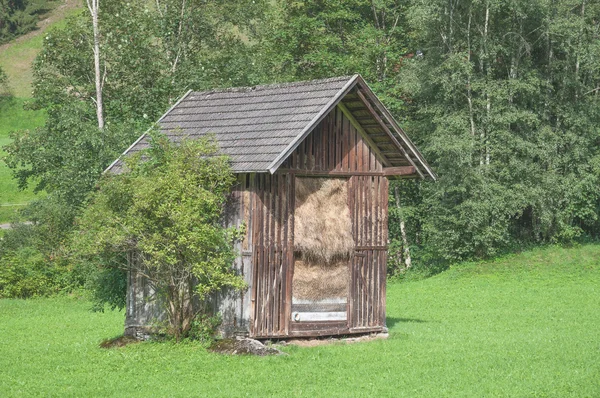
[166,275,196,342]
[394,185,411,270]
[481,0,490,166]
[466,7,476,167]
[86,0,104,130]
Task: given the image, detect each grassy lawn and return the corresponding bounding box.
[1,245,599,397]
[0,98,46,223]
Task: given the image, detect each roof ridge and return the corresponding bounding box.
[189,75,356,96]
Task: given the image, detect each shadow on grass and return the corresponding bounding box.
[386,317,427,329]
[99,335,140,349]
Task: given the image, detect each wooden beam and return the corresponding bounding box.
[355,89,425,179]
[337,103,391,167]
[277,169,386,177]
[383,166,417,177]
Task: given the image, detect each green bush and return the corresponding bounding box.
[74,134,245,341]
[0,198,82,298]
[0,246,70,298]
[186,313,223,346]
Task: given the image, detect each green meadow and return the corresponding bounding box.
[1,245,598,397]
[0,98,46,222]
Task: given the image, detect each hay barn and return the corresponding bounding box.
[106,75,436,339]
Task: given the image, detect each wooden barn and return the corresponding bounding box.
[106,75,436,339]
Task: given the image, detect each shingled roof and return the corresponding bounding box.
[106,75,435,179]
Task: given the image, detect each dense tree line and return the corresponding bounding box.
[255,0,600,268]
[1,0,599,299]
[0,0,54,44]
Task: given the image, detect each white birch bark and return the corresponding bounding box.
[86,0,104,130]
[394,185,412,270]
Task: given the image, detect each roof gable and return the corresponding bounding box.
[105,75,435,179]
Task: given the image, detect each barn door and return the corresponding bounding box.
[250,174,292,338]
[348,175,388,330]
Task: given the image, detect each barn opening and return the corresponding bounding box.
[292,177,353,323]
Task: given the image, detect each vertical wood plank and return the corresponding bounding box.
[376,176,380,247]
[341,112,348,171]
[320,120,326,170]
[357,130,363,171]
[366,252,371,327]
[329,114,335,170]
[381,250,387,325]
[298,137,305,170]
[348,118,355,171]
[255,175,263,335]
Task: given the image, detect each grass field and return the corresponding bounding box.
[0,245,599,397]
[0,98,46,222]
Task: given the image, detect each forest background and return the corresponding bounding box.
[0,0,599,299]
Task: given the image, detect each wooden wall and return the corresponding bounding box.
[248,105,390,338]
[249,173,294,337]
[281,106,384,173]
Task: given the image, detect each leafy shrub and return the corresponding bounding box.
[74,134,245,341]
[0,247,70,298]
[187,313,223,346]
[0,198,82,298]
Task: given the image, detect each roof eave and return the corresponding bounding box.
[103,89,193,174]
[355,76,437,181]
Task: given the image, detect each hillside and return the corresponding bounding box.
[1,244,599,396]
[0,0,81,97]
[0,0,82,223]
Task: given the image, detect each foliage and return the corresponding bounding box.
[394,0,600,262]
[255,0,412,114]
[74,134,245,340]
[1,0,263,301]
[1,244,599,395]
[0,66,9,97]
[0,0,54,44]
[187,313,223,346]
[0,220,75,298]
[4,0,266,212]
[255,0,600,269]
[2,0,600,294]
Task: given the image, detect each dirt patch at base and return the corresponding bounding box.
[209,338,285,356]
[280,333,389,347]
[99,335,141,348]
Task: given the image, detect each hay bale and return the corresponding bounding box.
[292,259,348,301]
[294,178,354,262]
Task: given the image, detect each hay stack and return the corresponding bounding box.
[292,259,348,301]
[294,178,354,262]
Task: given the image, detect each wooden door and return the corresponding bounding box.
[348,175,389,331]
[250,173,293,338]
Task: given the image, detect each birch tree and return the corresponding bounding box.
[86,0,104,130]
